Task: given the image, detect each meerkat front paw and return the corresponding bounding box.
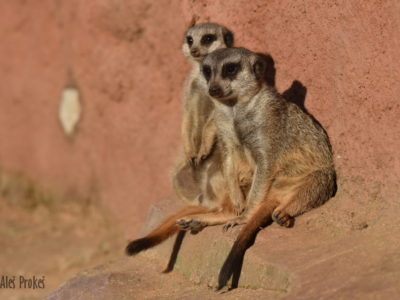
[185,151,199,167]
[238,170,253,186]
[232,203,246,216]
[194,153,209,167]
[222,216,246,232]
[195,144,212,166]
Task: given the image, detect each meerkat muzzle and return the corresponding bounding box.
[190,48,200,57]
[209,85,223,98]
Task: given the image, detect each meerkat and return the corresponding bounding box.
[172,22,234,206]
[126,23,249,257]
[199,47,336,289]
[180,22,234,167]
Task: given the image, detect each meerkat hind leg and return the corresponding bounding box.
[270,169,334,228]
[176,211,238,232]
[272,209,294,228]
[268,178,302,228]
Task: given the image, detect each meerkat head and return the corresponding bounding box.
[201,48,266,103]
[182,23,234,62]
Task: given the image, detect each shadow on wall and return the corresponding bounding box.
[258,52,308,109]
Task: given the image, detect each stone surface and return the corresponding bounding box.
[46,255,280,300]
[48,198,400,299]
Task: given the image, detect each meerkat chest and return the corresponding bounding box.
[233,105,265,149]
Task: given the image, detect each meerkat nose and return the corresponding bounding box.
[190,48,200,57]
[209,85,223,98]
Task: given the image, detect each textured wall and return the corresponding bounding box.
[0,0,399,236]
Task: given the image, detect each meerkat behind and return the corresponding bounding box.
[200,48,336,289]
[172,22,235,207]
[180,22,233,167]
[126,23,246,259]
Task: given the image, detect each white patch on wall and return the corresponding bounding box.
[59,87,81,136]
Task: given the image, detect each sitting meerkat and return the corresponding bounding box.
[180,22,233,167]
[199,47,336,289]
[172,22,234,207]
[126,24,252,258]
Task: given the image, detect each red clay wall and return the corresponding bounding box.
[1,1,399,236]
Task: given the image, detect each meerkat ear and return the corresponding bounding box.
[222,28,234,47]
[188,15,199,28]
[253,58,266,81]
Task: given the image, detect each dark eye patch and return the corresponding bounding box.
[200,34,216,46]
[202,65,212,81]
[222,62,241,79]
[186,36,193,47]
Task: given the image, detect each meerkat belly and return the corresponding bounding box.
[186,90,213,149]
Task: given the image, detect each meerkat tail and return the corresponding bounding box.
[125,205,211,256]
[217,200,278,290]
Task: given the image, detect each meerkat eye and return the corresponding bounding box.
[186,36,193,47]
[202,65,212,81]
[222,63,241,79]
[200,34,216,46]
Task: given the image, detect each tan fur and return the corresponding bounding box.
[172,24,252,219]
[179,23,233,167]
[201,47,336,223]
[126,24,244,258]
[172,23,235,208]
[201,48,336,289]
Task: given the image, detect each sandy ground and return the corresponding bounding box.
[0,174,124,300]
